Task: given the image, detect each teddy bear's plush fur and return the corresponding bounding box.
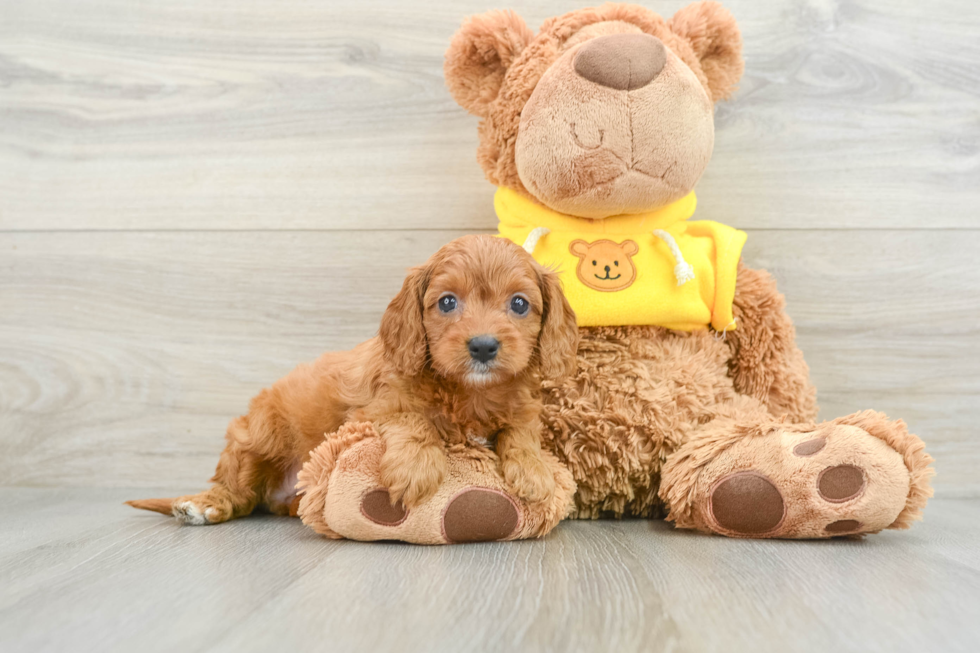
[294,1,933,542]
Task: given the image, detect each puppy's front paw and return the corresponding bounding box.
[379,445,447,509]
[502,453,556,504]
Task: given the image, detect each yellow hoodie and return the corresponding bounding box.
[496,187,747,331]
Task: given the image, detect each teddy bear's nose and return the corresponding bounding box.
[574,33,667,91]
[604,265,611,273]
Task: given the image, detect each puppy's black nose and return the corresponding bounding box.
[468,335,499,363]
[604,265,611,273]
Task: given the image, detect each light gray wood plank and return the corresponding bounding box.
[0,1,976,650]
[0,489,977,653]
[0,0,977,231]
[0,488,329,653]
[613,508,980,653]
[0,229,976,494]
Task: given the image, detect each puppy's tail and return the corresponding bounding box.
[125,497,175,516]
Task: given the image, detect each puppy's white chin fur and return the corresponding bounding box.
[462,361,500,386]
[463,370,496,386]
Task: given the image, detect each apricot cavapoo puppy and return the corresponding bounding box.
[129,235,579,524]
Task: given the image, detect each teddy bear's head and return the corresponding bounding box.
[445,1,743,219]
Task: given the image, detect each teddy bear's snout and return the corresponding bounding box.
[573,33,667,91]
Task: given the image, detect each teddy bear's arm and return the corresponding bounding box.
[725,262,818,423]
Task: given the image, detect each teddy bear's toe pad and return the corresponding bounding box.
[442,488,520,543]
[825,519,862,533]
[817,465,866,503]
[709,472,785,535]
[360,489,408,526]
[694,421,914,539]
[792,437,826,456]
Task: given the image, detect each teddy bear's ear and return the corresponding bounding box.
[669,1,744,102]
[444,10,534,117]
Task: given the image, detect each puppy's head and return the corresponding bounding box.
[379,235,579,386]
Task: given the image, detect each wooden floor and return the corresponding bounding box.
[0,490,977,653]
[1,0,979,651]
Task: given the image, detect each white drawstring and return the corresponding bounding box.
[522,227,550,254]
[713,318,738,340]
[652,229,695,286]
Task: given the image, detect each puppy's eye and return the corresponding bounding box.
[614,260,619,266]
[592,260,597,266]
[438,295,457,313]
[510,295,530,316]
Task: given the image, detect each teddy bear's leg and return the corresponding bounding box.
[296,422,576,544]
[725,262,818,423]
[659,402,934,538]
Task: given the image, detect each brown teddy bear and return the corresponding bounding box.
[297,1,934,542]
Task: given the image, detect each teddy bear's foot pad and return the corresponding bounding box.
[708,471,785,535]
[689,413,933,539]
[357,487,520,542]
[707,464,871,537]
[297,423,576,544]
[704,425,894,538]
[442,488,520,543]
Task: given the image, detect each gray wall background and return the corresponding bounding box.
[1,0,977,495]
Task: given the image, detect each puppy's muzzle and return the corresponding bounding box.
[468,335,499,364]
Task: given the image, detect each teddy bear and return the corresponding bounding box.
[296,1,934,542]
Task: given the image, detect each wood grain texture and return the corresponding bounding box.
[1,229,976,493]
[0,1,977,494]
[0,489,978,653]
[0,0,978,230]
[1,2,977,650]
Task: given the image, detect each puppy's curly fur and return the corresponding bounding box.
[128,235,579,523]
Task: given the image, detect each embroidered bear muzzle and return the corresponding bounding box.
[569,239,639,291]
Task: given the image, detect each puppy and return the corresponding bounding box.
[128,235,579,524]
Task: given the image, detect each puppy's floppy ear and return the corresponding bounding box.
[444,10,534,117]
[379,264,430,375]
[669,1,744,102]
[535,266,579,382]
